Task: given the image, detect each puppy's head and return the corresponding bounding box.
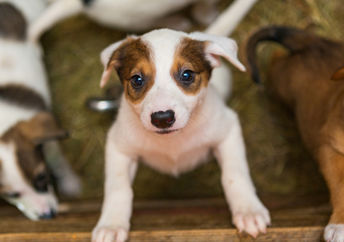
[100,29,245,134]
[0,112,67,220]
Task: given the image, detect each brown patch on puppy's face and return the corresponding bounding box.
[108,38,155,104]
[2,127,49,193]
[171,37,212,95]
[1,112,67,193]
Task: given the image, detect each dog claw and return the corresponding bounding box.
[92,226,128,242]
[233,206,270,238]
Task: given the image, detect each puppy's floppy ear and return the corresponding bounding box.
[189,32,246,71]
[18,112,68,145]
[332,66,344,81]
[99,36,138,88]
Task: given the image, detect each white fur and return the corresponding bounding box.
[29,0,206,41]
[28,0,256,42]
[325,224,344,242]
[0,142,57,220]
[93,29,270,242]
[0,101,38,136]
[0,0,80,220]
[0,41,50,108]
[0,0,55,220]
[29,0,258,41]
[0,1,51,135]
[1,0,48,24]
[206,0,258,36]
[84,0,197,30]
[139,30,191,133]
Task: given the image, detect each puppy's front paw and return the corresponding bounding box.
[324,224,344,242]
[57,172,82,198]
[232,204,270,238]
[92,226,128,242]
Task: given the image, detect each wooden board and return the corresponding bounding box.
[0,227,325,242]
[0,196,330,241]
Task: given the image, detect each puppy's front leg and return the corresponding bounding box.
[214,110,270,238]
[92,138,137,242]
[43,141,81,197]
[319,145,344,242]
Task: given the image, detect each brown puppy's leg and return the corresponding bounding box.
[318,145,344,241]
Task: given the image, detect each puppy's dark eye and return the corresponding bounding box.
[180,70,195,85]
[3,192,21,199]
[33,172,49,193]
[130,75,145,89]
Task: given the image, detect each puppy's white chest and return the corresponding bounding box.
[140,143,211,176]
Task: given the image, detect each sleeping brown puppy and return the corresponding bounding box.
[246,26,344,242]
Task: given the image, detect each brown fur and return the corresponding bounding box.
[1,112,67,191]
[108,38,155,103]
[0,84,47,111]
[332,67,344,81]
[171,37,212,95]
[260,28,344,224]
[0,3,26,41]
[2,123,47,189]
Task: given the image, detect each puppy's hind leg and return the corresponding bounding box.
[318,145,344,242]
[214,109,270,238]
[43,141,81,197]
[28,0,83,42]
[205,0,258,37]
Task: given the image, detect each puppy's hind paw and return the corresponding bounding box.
[232,207,270,238]
[92,226,128,242]
[325,224,344,242]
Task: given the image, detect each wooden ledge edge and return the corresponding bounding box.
[0,227,324,241]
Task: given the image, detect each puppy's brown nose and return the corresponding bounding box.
[151,110,175,129]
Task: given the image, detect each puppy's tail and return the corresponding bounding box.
[28,0,84,42]
[246,26,318,83]
[205,0,257,36]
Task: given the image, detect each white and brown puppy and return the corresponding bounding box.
[28,0,221,41]
[28,0,259,42]
[92,28,270,242]
[246,26,344,242]
[0,0,80,220]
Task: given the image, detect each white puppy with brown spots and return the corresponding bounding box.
[28,0,221,42]
[92,3,268,242]
[0,0,80,220]
[29,0,259,42]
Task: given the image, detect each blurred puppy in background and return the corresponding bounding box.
[92,1,268,242]
[28,0,221,41]
[0,0,81,220]
[28,0,259,42]
[246,26,344,242]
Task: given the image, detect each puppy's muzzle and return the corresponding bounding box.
[39,208,56,220]
[151,110,175,129]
